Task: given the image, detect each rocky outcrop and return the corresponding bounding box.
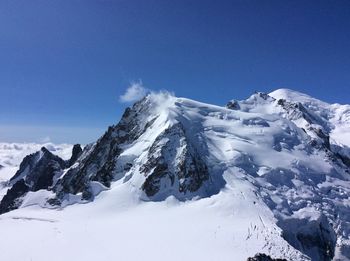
[226,100,240,110]
[276,99,330,148]
[53,127,123,200]
[53,97,159,201]
[255,92,273,101]
[277,215,336,261]
[0,179,29,214]
[276,98,350,171]
[247,253,288,261]
[9,147,66,190]
[67,144,83,167]
[0,145,82,214]
[140,123,209,199]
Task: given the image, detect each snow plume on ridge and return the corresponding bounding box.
[119,80,175,104]
[148,89,176,108]
[119,80,148,103]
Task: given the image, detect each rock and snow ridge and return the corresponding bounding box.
[0,142,74,200]
[0,89,349,261]
[0,142,73,168]
[0,145,82,214]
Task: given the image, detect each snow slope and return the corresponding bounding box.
[270,88,350,156]
[0,89,349,261]
[0,184,307,261]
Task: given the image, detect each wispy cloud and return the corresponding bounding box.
[39,136,51,143]
[119,81,148,103]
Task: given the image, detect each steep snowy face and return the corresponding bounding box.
[140,123,209,199]
[270,89,350,162]
[226,90,350,261]
[52,93,215,202]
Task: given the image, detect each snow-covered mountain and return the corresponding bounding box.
[0,143,73,198]
[0,89,349,261]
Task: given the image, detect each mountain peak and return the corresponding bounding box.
[269,88,329,106]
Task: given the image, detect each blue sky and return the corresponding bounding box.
[1,0,349,144]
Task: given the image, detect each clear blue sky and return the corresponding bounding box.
[1,0,349,144]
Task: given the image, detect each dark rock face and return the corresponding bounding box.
[67,144,83,167]
[10,147,66,191]
[0,179,29,214]
[53,112,209,202]
[54,130,123,200]
[53,97,158,201]
[336,152,350,167]
[140,123,209,199]
[277,99,317,124]
[277,215,336,261]
[0,147,68,214]
[226,100,240,110]
[247,253,288,261]
[309,126,330,150]
[256,92,271,101]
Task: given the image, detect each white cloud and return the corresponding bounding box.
[119,81,148,103]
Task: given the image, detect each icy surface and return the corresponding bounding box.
[270,88,350,148]
[0,184,307,261]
